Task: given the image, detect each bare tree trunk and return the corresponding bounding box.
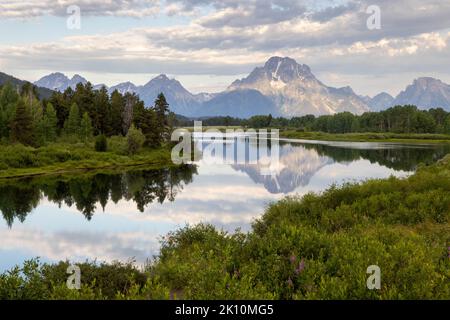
[122,94,134,135]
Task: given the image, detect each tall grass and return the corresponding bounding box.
[0,136,172,178]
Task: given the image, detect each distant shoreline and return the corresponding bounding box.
[279,130,450,144]
[181,126,450,144]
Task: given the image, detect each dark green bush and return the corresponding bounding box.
[0,259,170,300]
[95,135,108,152]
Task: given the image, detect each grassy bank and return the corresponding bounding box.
[280,130,450,143]
[180,126,450,143]
[1,154,449,300]
[0,137,174,179]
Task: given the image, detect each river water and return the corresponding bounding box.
[0,137,448,271]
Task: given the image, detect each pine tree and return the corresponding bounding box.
[64,103,81,140]
[0,83,19,139]
[93,87,111,135]
[10,99,34,145]
[36,103,58,145]
[133,103,160,147]
[20,82,39,106]
[154,92,169,123]
[444,115,450,134]
[153,92,170,141]
[110,90,124,136]
[80,112,93,142]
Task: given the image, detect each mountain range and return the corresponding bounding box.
[0,71,54,99]
[3,56,449,118]
[228,57,369,116]
[392,77,450,110]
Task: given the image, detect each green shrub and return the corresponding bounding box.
[127,125,145,155]
[94,135,108,152]
[0,259,159,300]
[107,136,128,155]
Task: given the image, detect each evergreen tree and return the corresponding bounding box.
[10,99,34,145]
[80,112,94,142]
[428,108,448,133]
[30,101,44,140]
[445,115,450,134]
[133,102,160,147]
[36,103,58,145]
[64,103,81,139]
[93,86,111,135]
[153,93,170,141]
[49,90,70,131]
[110,90,125,136]
[20,82,39,106]
[154,92,169,121]
[44,103,58,142]
[73,82,94,117]
[0,83,19,139]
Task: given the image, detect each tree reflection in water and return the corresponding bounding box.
[0,164,198,227]
[1,141,449,226]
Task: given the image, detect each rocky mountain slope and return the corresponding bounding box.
[228,57,370,116]
[392,77,450,110]
[33,59,450,117]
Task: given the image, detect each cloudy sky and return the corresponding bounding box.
[1,0,450,96]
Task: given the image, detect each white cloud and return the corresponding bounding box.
[0,226,160,265]
[2,0,450,95]
[0,0,160,18]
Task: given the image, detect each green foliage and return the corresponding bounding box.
[133,100,161,147]
[36,103,58,145]
[92,86,111,135]
[110,90,125,135]
[189,106,450,136]
[126,124,145,155]
[80,112,93,142]
[64,103,81,140]
[149,93,171,143]
[10,99,34,145]
[445,115,450,134]
[0,138,173,178]
[0,83,19,139]
[94,134,108,152]
[0,259,170,300]
[281,131,450,143]
[0,259,52,299]
[47,84,171,144]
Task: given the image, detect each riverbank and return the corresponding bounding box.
[280,130,450,143]
[0,139,174,179]
[181,126,450,143]
[1,153,449,299]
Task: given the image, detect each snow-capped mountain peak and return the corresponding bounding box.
[109,81,138,95]
[35,72,87,91]
[34,58,450,118]
[264,56,315,83]
[229,56,369,116]
[392,77,450,110]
